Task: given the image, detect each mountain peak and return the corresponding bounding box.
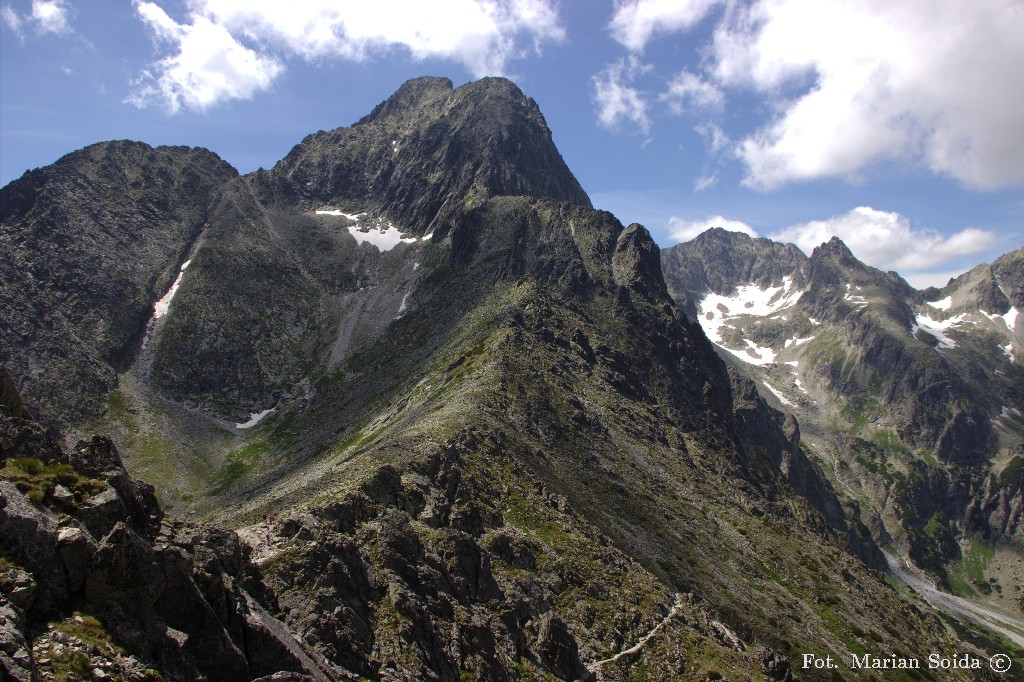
[358,76,454,125]
[812,235,857,260]
[267,76,591,234]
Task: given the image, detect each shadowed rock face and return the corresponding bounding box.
[0,141,238,428]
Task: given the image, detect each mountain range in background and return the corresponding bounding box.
[1,76,1022,681]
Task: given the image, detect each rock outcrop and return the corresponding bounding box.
[0,393,339,682]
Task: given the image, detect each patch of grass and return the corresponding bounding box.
[999,456,1022,487]
[503,494,571,549]
[871,429,910,454]
[269,409,298,439]
[259,540,305,575]
[106,387,128,415]
[39,612,159,682]
[55,613,120,650]
[947,539,994,598]
[208,441,269,495]
[1,457,105,507]
[945,615,1024,676]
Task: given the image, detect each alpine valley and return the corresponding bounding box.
[1,76,1022,682]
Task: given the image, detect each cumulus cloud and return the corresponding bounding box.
[3,0,72,37]
[609,0,722,51]
[31,0,69,33]
[593,56,652,134]
[768,206,997,272]
[129,2,282,113]
[668,215,757,242]
[131,0,564,112]
[606,0,1024,190]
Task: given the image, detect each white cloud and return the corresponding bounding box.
[2,0,72,36]
[593,56,652,134]
[609,0,722,51]
[129,2,282,113]
[668,215,757,242]
[606,0,1024,190]
[131,0,564,112]
[660,70,723,113]
[198,0,563,73]
[1,6,23,35]
[696,122,729,153]
[768,206,997,272]
[31,0,69,34]
[693,172,717,191]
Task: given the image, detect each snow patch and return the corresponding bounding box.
[348,223,417,251]
[762,382,794,407]
[794,377,809,394]
[982,306,1019,332]
[784,335,815,348]
[697,277,803,366]
[413,262,420,271]
[994,405,1023,424]
[926,296,952,311]
[914,312,968,350]
[142,258,192,350]
[154,259,191,319]
[236,408,274,429]
[1004,343,1015,363]
[397,292,410,314]
[316,209,420,250]
[315,209,365,221]
[740,338,776,365]
[844,283,868,307]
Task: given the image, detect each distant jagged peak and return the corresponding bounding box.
[991,245,1024,310]
[663,227,807,299]
[931,247,1024,317]
[808,235,861,267]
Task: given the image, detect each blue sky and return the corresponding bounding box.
[2,0,1022,287]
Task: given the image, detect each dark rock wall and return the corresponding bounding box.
[0,141,238,427]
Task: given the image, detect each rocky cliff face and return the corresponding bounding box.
[255,77,591,236]
[0,141,238,428]
[662,229,1024,607]
[661,227,807,319]
[0,383,338,682]
[147,77,593,421]
[1,77,1011,680]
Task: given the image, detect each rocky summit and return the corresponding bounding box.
[1,77,1023,681]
